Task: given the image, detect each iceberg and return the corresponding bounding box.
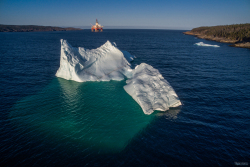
[195,42,220,47]
[56,39,135,82]
[124,63,181,115]
[56,40,181,115]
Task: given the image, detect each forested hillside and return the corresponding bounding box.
[190,24,250,42]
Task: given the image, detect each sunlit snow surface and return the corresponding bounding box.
[124,63,181,115]
[56,40,181,115]
[195,42,220,47]
[56,39,134,82]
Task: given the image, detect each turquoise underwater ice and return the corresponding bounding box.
[10,78,155,153]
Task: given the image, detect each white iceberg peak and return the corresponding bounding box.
[56,39,135,82]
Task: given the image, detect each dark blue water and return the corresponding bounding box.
[0,30,249,166]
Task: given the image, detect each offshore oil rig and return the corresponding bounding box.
[91,19,103,32]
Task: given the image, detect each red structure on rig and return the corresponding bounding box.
[91,19,103,32]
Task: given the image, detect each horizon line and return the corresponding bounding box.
[0,24,191,30]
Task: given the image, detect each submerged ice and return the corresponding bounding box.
[124,63,181,115]
[10,78,155,153]
[56,39,134,82]
[56,40,181,115]
[195,42,220,47]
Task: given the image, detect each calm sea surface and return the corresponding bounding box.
[0,30,249,166]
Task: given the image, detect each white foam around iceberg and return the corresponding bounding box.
[124,63,182,115]
[56,39,135,82]
[195,42,220,47]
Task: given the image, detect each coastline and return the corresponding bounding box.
[183,31,250,49]
[0,25,82,32]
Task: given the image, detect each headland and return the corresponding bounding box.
[183,24,250,48]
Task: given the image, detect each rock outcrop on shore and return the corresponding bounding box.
[230,42,250,48]
[183,24,250,49]
[0,25,82,32]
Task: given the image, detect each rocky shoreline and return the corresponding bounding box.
[0,25,82,32]
[183,31,250,49]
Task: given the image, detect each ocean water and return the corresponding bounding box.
[0,30,249,166]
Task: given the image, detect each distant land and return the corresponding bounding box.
[184,23,250,48]
[0,25,82,32]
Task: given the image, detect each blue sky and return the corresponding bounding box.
[0,0,249,30]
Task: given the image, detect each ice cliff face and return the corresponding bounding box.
[56,39,134,82]
[56,40,181,115]
[124,63,181,115]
